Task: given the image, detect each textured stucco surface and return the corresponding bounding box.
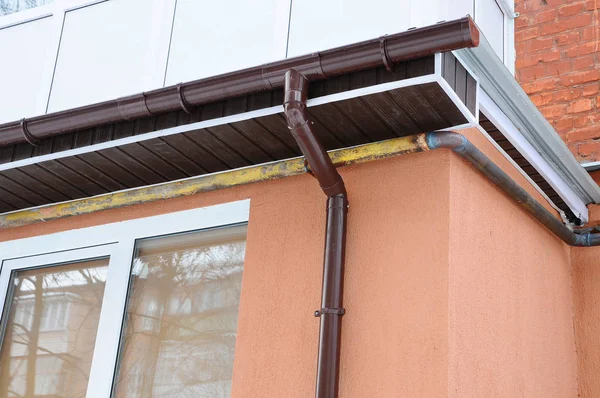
[0,128,579,397]
[448,129,577,397]
[572,246,600,397]
[0,150,452,397]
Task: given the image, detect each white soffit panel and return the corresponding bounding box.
[287,0,472,57]
[165,0,290,85]
[47,0,156,112]
[0,17,53,123]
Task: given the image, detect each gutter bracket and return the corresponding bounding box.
[20,119,40,147]
[379,36,395,72]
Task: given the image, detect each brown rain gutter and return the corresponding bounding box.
[0,17,479,147]
[283,69,347,398]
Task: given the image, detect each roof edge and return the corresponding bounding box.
[454,36,600,206]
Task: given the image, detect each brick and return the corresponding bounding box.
[519,65,547,80]
[577,141,600,157]
[541,49,561,62]
[524,37,555,52]
[516,54,542,68]
[522,77,556,93]
[573,55,595,70]
[553,87,582,102]
[586,0,600,10]
[554,31,581,46]
[573,113,599,128]
[534,9,558,24]
[559,69,600,86]
[530,92,554,107]
[582,25,600,41]
[558,2,584,16]
[554,116,574,132]
[540,21,570,36]
[582,83,600,96]
[568,13,593,29]
[540,104,568,118]
[516,15,533,29]
[546,60,572,76]
[569,127,600,143]
[516,26,540,41]
[545,0,567,7]
[568,98,593,113]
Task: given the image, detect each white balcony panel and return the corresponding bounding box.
[164,0,290,86]
[475,0,505,61]
[0,17,53,123]
[287,0,473,57]
[47,0,157,113]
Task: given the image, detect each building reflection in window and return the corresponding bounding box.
[114,224,247,398]
[0,258,109,397]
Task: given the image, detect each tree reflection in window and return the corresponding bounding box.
[114,224,247,398]
[0,0,54,16]
[0,259,108,398]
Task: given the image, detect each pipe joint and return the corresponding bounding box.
[426,131,469,153]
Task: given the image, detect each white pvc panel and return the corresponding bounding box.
[287,0,473,57]
[409,0,473,31]
[47,0,158,112]
[476,0,505,60]
[164,0,290,85]
[0,17,53,123]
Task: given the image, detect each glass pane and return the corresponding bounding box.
[114,225,247,398]
[0,0,54,16]
[0,258,109,398]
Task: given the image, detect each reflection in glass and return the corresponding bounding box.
[114,225,247,397]
[0,258,109,398]
[0,0,54,16]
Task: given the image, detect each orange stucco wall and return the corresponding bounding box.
[449,131,577,397]
[572,246,600,397]
[0,128,580,396]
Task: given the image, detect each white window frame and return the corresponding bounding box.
[0,199,250,398]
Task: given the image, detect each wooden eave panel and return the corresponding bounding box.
[0,55,478,214]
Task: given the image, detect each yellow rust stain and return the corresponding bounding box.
[0,136,428,229]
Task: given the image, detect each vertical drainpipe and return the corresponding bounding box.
[283,69,348,398]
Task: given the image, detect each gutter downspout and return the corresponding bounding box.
[283,69,348,398]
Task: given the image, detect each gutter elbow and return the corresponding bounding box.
[426,131,469,153]
[283,69,347,198]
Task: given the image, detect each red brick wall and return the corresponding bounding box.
[515,0,600,162]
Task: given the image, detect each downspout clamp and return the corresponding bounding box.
[284,69,348,398]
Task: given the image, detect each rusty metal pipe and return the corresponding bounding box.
[426,131,598,246]
[284,69,347,398]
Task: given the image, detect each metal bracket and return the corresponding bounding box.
[314,308,345,317]
[20,119,40,147]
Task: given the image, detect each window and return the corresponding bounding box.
[114,225,247,396]
[0,200,250,397]
[0,0,54,16]
[0,258,108,397]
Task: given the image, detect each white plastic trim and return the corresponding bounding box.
[454,39,600,205]
[480,91,589,222]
